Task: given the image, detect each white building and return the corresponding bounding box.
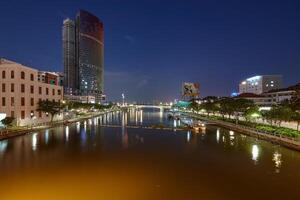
[0,59,63,126]
[239,75,282,94]
[64,94,95,104]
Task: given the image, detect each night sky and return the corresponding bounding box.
[1,0,300,102]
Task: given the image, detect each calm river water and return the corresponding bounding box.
[0,109,300,200]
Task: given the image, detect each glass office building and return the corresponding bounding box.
[63,10,104,100]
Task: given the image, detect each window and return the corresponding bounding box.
[30,85,34,94]
[11,97,14,106]
[52,89,55,95]
[46,88,49,95]
[58,89,61,95]
[11,70,14,79]
[2,97,5,106]
[21,71,25,79]
[11,111,14,118]
[21,97,25,106]
[2,71,5,79]
[21,111,25,119]
[31,98,34,106]
[11,83,14,92]
[21,84,25,93]
[30,74,34,81]
[39,87,42,94]
[2,83,5,92]
[39,111,42,118]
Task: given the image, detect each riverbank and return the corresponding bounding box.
[0,109,119,141]
[182,112,300,151]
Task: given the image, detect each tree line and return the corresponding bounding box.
[187,93,300,131]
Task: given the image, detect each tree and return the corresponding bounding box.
[232,98,256,124]
[188,100,200,113]
[1,117,15,127]
[218,98,235,119]
[200,101,219,117]
[266,105,293,127]
[292,111,300,131]
[244,106,261,122]
[37,100,64,122]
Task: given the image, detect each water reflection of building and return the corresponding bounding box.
[121,111,128,148]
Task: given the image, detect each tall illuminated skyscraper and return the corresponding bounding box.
[63,10,104,101]
[63,18,77,94]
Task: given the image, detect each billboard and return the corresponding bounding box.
[182,82,200,97]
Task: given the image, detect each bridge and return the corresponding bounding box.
[126,104,171,111]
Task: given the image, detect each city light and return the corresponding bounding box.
[252,145,259,163]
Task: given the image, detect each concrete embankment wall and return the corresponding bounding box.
[184,113,300,152]
[0,110,118,141]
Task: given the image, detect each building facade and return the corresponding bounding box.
[239,75,282,94]
[0,59,63,126]
[63,10,104,102]
[63,18,77,94]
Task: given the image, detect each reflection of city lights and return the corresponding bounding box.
[65,126,69,142]
[135,111,138,125]
[159,110,163,122]
[216,129,220,143]
[273,151,282,170]
[252,145,259,163]
[0,140,8,153]
[174,120,177,128]
[32,133,38,151]
[187,131,191,142]
[45,129,49,144]
[229,130,234,144]
[140,110,143,123]
[76,122,80,133]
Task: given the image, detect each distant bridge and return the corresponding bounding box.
[127,104,171,111]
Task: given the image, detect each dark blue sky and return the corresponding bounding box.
[1,0,300,102]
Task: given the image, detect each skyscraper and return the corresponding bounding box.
[63,10,104,101]
[63,18,77,94]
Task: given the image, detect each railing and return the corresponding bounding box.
[183,112,300,143]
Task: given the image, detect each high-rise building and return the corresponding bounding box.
[63,10,104,102]
[63,18,76,94]
[239,75,282,94]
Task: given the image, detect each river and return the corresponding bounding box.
[0,108,300,199]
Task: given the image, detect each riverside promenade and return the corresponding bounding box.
[183,112,300,151]
[0,109,119,141]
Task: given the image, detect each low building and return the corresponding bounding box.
[237,82,299,108]
[64,94,96,104]
[236,93,272,107]
[38,71,63,86]
[239,75,282,94]
[263,89,295,104]
[0,58,63,126]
